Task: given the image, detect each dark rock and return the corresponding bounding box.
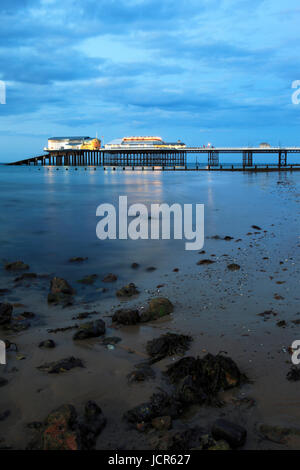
[224,236,234,241]
[3,318,31,332]
[102,273,117,283]
[48,277,75,305]
[5,261,29,271]
[112,308,140,325]
[20,311,35,319]
[79,401,106,450]
[146,267,156,272]
[0,377,8,387]
[251,225,262,230]
[77,274,98,285]
[116,283,139,298]
[287,366,300,382]
[197,259,215,265]
[211,419,247,448]
[227,263,241,271]
[257,310,277,318]
[37,356,84,374]
[39,339,56,349]
[131,263,140,269]
[69,257,88,263]
[14,273,37,282]
[146,333,192,362]
[0,303,13,325]
[274,294,284,300]
[140,297,174,322]
[73,319,106,340]
[124,391,183,425]
[276,320,287,327]
[49,277,74,295]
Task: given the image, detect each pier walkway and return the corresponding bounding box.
[6,147,300,170]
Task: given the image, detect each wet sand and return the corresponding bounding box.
[0,168,300,450]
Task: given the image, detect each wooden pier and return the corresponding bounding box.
[6,147,300,171]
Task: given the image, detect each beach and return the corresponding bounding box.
[0,166,300,450]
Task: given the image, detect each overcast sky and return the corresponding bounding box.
[0,0,300,161]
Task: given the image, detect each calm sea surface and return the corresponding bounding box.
[0,166,299,279]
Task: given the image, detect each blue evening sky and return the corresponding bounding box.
[0,0,300,162]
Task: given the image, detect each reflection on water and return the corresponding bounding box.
[0,166,299,284]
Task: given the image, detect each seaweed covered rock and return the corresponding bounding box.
[69,257,88,263]
[175,375,208,405]
[39,339,56,349]
[112,308,140,325]
[77,274,98,285]
[43,404,80,450]
[116,283,139,298]
[5,261,29,271]
[73,319,106,340]
[28,401,105,450]
[0,303,13,325]
[146,333,192,362]
[48,277,75,305]
[165,353,246,403]
[124,392,183,426]
[102,273,117,283]
[140,298,174,322]
[37,356,84,374]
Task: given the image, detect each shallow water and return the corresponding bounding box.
[0,166,300,449]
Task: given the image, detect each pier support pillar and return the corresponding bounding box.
[208,151,219,167]
[243,151,253,167]
[278,151,287,167]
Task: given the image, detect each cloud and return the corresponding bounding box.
[0,0,299,161]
